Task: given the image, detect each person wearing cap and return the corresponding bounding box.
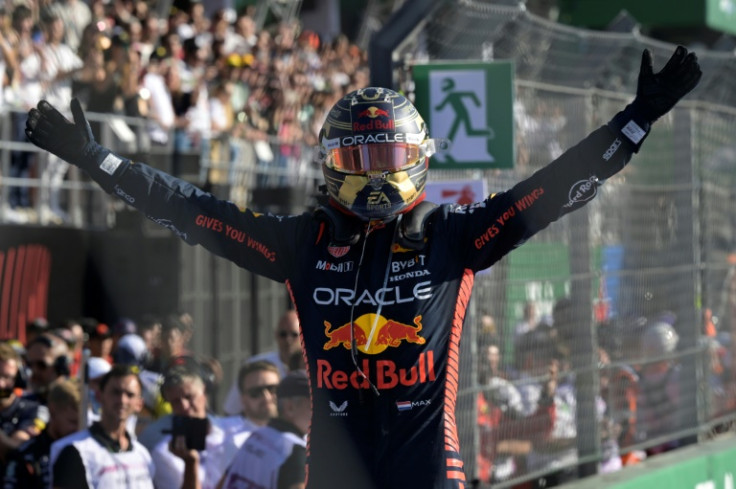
[113,334,169,436]
[217,370,310,489]
[114,334,149,367]
[636,319,684,456]
[3,378,81,489]
[84,356,111,425]
[84,320,113,365]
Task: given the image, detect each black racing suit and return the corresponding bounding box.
[99,118,637,489]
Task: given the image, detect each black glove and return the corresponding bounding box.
[634,45,702,123]
[25,98,128,192]
[610,45,702,151]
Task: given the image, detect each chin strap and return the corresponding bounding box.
[315,201,439,250]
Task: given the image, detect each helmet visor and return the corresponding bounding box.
[326,142,435,173]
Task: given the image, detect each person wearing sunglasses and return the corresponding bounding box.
[219,360,280,464]
[217,370,310,489]
[25,46,702,489]
[23,334,71,406]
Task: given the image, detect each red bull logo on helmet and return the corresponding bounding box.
[352,104,395,133]
[323,314,425,355]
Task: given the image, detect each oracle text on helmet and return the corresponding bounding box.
[324,132,425,149]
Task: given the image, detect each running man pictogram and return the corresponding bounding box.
[434,78,494,141]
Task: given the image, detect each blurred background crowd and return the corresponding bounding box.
[1,0,367,223]
[1,309,309,488]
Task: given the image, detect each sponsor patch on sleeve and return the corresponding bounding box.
[100,153,124,175]
[621,120,646,145]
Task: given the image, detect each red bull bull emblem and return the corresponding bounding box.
[323,314,425,355]
[357,106,390,119]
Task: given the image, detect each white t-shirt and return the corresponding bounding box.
[41,42,83,108]
[142,71,175,144]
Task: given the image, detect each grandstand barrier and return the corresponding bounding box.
[0,107,323,227]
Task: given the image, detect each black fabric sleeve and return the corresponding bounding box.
[276,445,307,489]
[52,445,89,489]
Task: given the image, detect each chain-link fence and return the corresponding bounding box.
[385,1,736,486]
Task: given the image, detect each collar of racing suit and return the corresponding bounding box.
[314,201,439,251]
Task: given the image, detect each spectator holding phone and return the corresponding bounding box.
[151,361,229,489]
[49,364,153,488]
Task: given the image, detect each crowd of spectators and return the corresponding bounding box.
[1,0,369,223]
[1,309,309,488]
[475,298,736,488]
[5,303,727,488]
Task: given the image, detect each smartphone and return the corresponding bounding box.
[171,415,209,451]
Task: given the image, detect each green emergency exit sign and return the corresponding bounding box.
[413,61,515,170]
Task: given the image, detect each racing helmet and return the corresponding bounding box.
[641,321,679,356]
[318,87,440,220]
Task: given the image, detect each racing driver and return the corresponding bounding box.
[25,45,701,489]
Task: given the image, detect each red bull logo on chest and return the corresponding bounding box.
[317,351,437,390]
[323,314,425,355]
[319,315,434,390]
